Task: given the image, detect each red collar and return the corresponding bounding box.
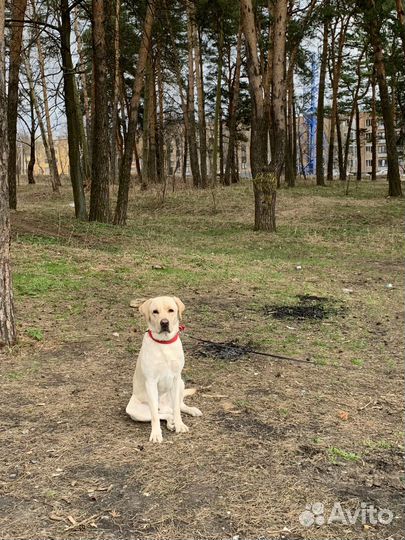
[147,325,185,345]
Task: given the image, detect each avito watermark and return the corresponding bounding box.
[299,501,394,528]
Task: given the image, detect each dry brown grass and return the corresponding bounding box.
[0,179,404,539]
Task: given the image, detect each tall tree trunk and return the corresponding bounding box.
[27,93,36,185]
[361,0,402,196]
[73,6,92,166]
[110,0,120,184]
[241,0,276,232]
[316,16,328,186]
[292,91,297,176]
[114,0,156,225]
[7,0,27,209]
[34,18,61,189]
[336,110,345,180]
[285,74,296,187]
[270,0,288,181]
[1,0,17,346]
[342,47,367,180]
[24,54,59,192]
[327,16,350,181]
[60,0,87,219]
[142,72,149,190]
[186,0,201,188]
[263,0,274,158]
[371,69,377,181]
[224,27,242,186]
[156,44,165,183]
[89,0,111,222]
[212,22,224,187]
[195,27,208,187]
[147,54,157,183]
[356,103,362,180]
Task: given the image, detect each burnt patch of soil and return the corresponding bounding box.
[195,339,252,361]
[264,294,347,321]
[215,411,297,440]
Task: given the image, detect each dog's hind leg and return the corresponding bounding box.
[179,379,203,417]
[126,395,174,427]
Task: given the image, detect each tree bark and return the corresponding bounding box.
[110,0,120,184]
[24,54,59,192]
[211,21,224,187]
[270,0,288,182]
[89,0,111,222]
[194,21,208,186]
[371,69,377,181]
[285,72,295,187]
[327,15,350,181]
[361,0,402,196]
[241,0,277,232]
[316,16,328,186]
[27,93,36,185]
[73,6,92,168]
[34,13,61,189]
[114,0,156,225]
[1,0,17,346]
[185,0,201,188]
[224,27,242,186]
[356,103,362,180]
[60,0,87,219]
[156,43,165,184]
[7,0,28,209]
[335,110,344,180]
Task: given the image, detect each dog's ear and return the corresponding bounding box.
[173,297,185,319]
[139,299,152,320]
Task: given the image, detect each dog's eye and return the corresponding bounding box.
[152,309,159,314]
[168,309,174,313]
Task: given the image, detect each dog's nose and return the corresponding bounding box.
[160,319,169,328]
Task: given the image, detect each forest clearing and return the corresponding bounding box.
[1,0,405,538]
[0,179,403,539]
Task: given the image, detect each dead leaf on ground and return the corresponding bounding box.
[338,410,349,421]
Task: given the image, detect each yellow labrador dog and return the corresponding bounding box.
[126,296,202,443]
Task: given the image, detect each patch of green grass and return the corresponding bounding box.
[6,371,25,381]
[17,233,60,246]
[363,439,393,450]
[351,358,364,367]
[314,357,328,366]
[328,446,361,463]
[26,328,44,341]
[13,258,86,298]
[235,399,252,410]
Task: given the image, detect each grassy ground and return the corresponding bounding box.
[0,178,404,540]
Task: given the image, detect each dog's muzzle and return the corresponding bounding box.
[160,319,170,332]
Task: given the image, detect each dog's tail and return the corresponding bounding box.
[184,388,197,397]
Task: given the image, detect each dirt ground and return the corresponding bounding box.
[0,178,404,540]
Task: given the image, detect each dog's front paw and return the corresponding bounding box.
[166,416,175,431]
[175,421,189,434]
[149,428,163,443]
[189,407,203,417]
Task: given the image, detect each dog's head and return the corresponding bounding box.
[139,296,185,335]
